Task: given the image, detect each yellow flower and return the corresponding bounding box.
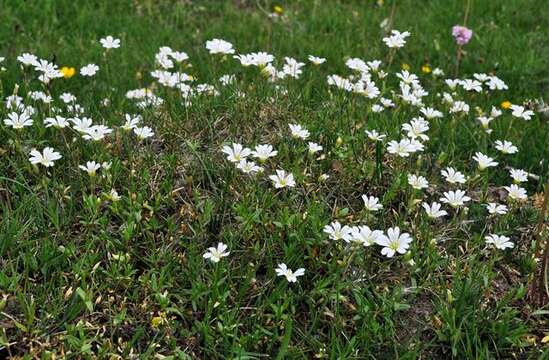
[421,65,432,74]
[151,312,167,329]
[401,63,410,71]
[501,100,512,109]
[60,66,76,79]
[273,5,283,14]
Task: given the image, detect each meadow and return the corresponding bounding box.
[1,0,549,358]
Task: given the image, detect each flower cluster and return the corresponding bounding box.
[3,29,539,289]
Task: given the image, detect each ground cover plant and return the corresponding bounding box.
[1,0,549,358]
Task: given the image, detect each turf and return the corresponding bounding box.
[0,0,548,358]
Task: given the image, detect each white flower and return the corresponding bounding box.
[490,107,503,118]
[29,147,62,167]
[170,51,189,62]
[289,124,310,139]
[477,116,493,129]
[485,203,508,215]
[362,195,383,211]
[486,76,508,91]
[473,152,498,170]
[251,144,277,161]
[382,30,411,48]
[327,74,353,90]
[155,53,174,69]
[441,167,467,184]
[396,70,418,85]
[205,39,235,55]
[494,140,518,154]
[275,263,305,283]
[420,107,443,119]
[222,143,251,163]
[402,117,429,140]
[387,139,417,157]
[473,73,490,82]
[269,170,295,188]
[509,168,528,183]
[349,225,384,246]
[445,79,460,90]
[409,138,425,153]
[79,161,101,176]
[133,126,154,139]
[82,125,112,141]
[80,64,99,77]
[449,100,470,114]
[355,79,381,99]
[308,142,323,154]
[346,58,369,73]
[485,234,514,250]
[249,52,274,67]
[408,174,429,190]
[236,160,263,174]
[510,105,534,120]
[504,184,527,200]
[101,162,112,171]
[100,35,121,49]
[44,116,69,128]
[366,129,386,141]
[282,57,305,78]
[59,93,76,103]
[219,74,236,85]
[107,189,121,202]
[323,221,352,242]
[440,190,471,208]
[308,55,326,65]
[432,68,445,77]
[376,227,413,257]
[17,53,38,66]
[71,117,93,133]
[422,202,447,218]
[380,97,395,108]
[122,114,142,130]
[234,54,256,66]
[461,79,483,92]
[203,243,230,263]
[371,104,384,113]
[3,112,33,129]
[367,60,382,71]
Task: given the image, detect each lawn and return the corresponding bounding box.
[1,0,549,358]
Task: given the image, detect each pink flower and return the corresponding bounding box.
[452,25,473,45]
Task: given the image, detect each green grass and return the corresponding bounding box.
[1,0,548,358]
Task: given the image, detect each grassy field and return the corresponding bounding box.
[1,0,549,358]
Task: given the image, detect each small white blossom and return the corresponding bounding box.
[29,147,62,167]
[79,161,101,176]
[485,234,514,250]
[376,227,413,257]
[289,124,310,139]
[100,35,121,49]
[504,184,527,200]
[324,221,352,242]
[473,152,498,170]
[362,195,383,212]
[422,202,447,218]
[80,63,99,77]
[269,169,296,188]
[203,243,230,263]
[485,203,508,215]
[275,263,305,283]
[440,190,471,208]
